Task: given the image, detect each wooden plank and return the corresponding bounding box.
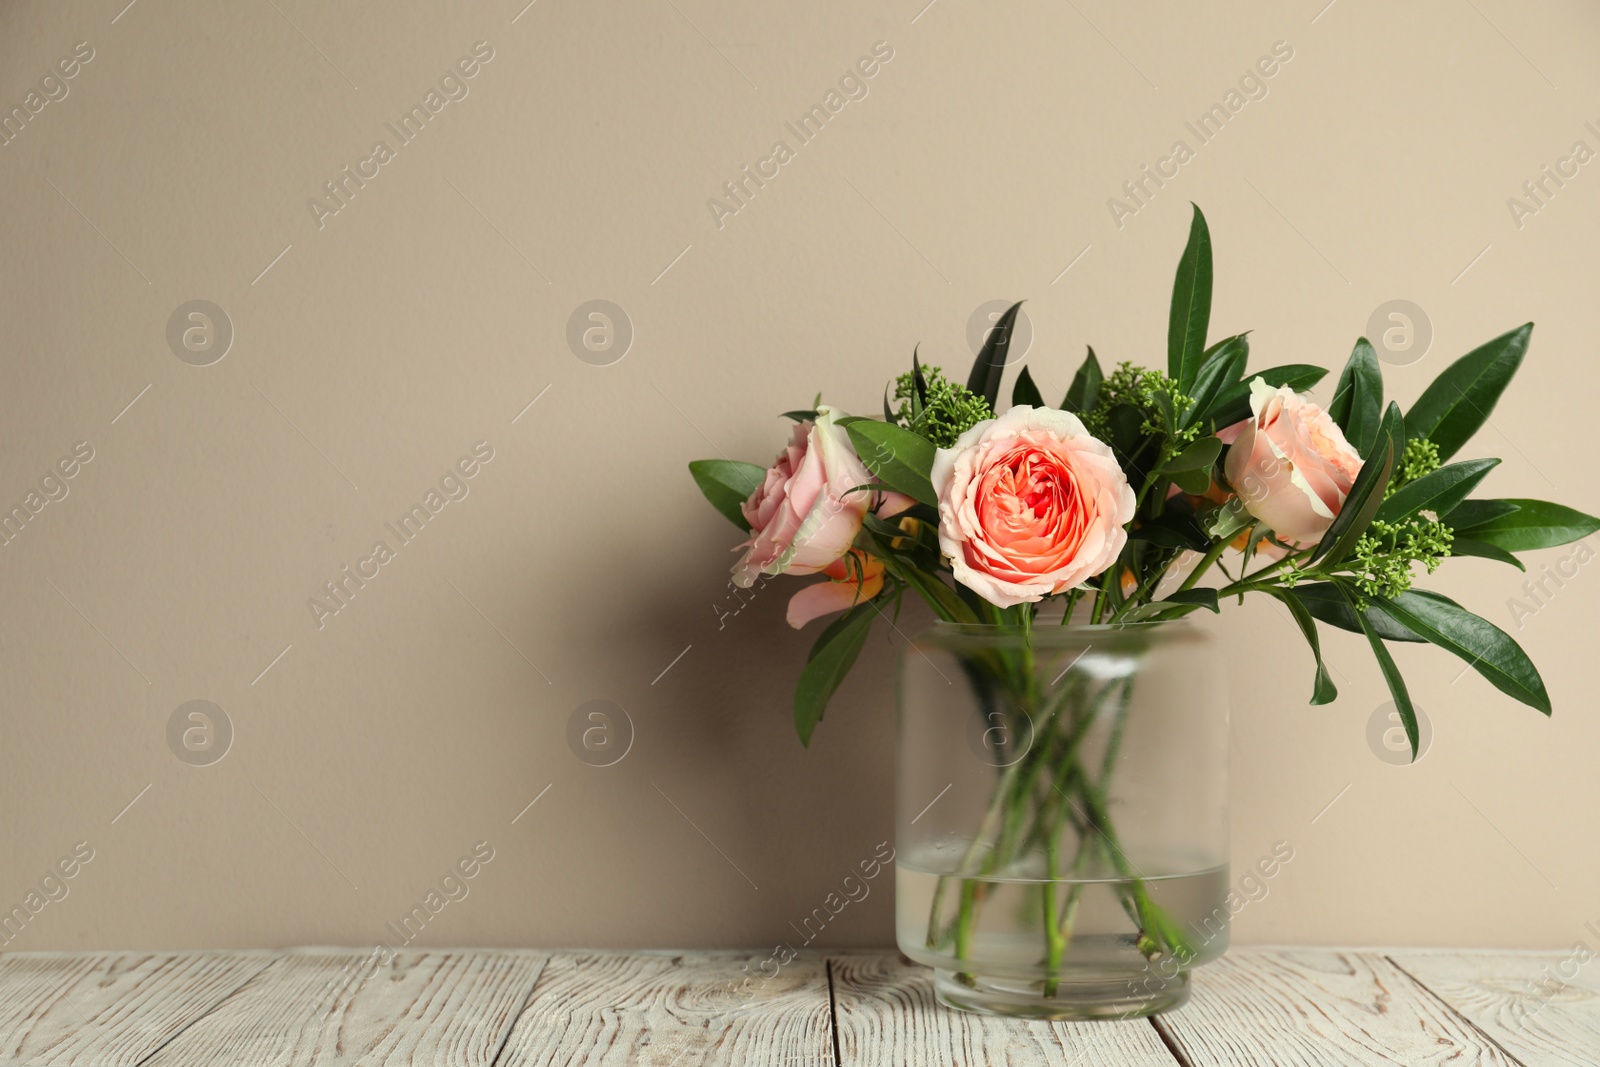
[495,952,833,1067]
[1157,949,1519,1066]
[142,948,545,1067]
[1390,950,1600,1067]
[829,953,1180,1066]
[0,951,273,1067]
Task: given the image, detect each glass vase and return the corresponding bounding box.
[895,621,1230,1019]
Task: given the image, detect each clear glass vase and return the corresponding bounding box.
[895,621,1230,1019]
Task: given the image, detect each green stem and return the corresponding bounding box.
[925,760,1020,950]
[1042,830,1066,996]
[1177,536,1232,593]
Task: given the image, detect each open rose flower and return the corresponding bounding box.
[930,406,1134,608]
[1223,377,1362,545]
[733,406,909,589]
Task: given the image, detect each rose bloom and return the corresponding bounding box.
[733,406,909,591]
[1223,377,1363,545]
[930,406,1135,608]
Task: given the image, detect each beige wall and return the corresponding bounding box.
[2,0,1596,953]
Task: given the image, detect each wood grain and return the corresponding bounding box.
[0,950,273,1067]
[140,948,546,1067]
[828,953,1180,1066]
[495,952,833,1067]
[1157,949,1519,1066]
[1391,950,1600,1067]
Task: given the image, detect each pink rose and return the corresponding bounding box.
[930,406,1135,608]
[733,407,909,588]
[1223,377,1363,545]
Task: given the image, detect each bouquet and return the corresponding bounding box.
[688,205,1596,990]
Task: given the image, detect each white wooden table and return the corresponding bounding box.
[0,948,1591,1065]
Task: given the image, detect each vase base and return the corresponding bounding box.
[932,967,1190,1020]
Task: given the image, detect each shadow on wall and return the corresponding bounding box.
[530,509,911,946]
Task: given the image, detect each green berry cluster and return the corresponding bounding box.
[1349,516,1454,603]
[1085,362,1200,450]
[894,365,993,448]
[1388,437,1441,497]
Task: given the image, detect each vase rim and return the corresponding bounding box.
[918,618,1204,647]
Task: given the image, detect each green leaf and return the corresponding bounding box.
[966,301,1023,409]
[1169,467,1212,495]
[1290,582,1425,642]
[794,605,876,746]
[688,460,765,531]
[1130,511,1209,551]
[1206,498,1253,541]
[1271,589,1338,705]
[1448,498,1600,551]
[1448,537,1525,571]
[1185,334,1249,429]
[1117,588,1217,622]
[1152,389,1177,434]
[1204,365,1329,427]
[1163,588,1219,613]
[1167,203,1213,392]
[1368,590,1551,715]
[1313,402,1402,564]
[1012,365,1045,408]
[1104,403,1148,468]
[1376,458,1499,524]
[1063,347,1103,413]
[1327,338,1383,458]
[843,419,938,507]
[1161,436,1222,473]
[1406,322,1532,462]
[781,410,818,422]
[1447,499,1521,528]
[1343,584,1421,759]
[911,347,929,407]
